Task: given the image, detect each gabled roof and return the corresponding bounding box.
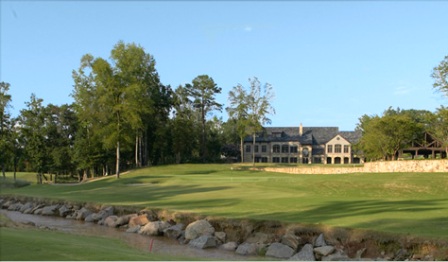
[244,126,360,145]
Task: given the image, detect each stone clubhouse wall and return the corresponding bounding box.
[258,159,448,174]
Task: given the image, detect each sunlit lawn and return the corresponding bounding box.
[2,164,448,239]
[0,226,194,261]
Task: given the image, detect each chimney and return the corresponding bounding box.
[299,123,303,136]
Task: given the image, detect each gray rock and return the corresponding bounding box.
[115,214,137,227]
[84,213,99,223]
[314,233,327,247]
[19,202,33,213]
[8,202,23,211]
[314,246,335,257]
[104,215,119,227]
[281,232,301,251]
[163,223,184,239]
[235,242,258,256]
[58,205,72,217]
[185,219,215,240]
[214,231,226,244]
[189,235,217,249]
[41,205,60,216]
[246,232,274,244]
[220,242,238,251]
[126,225,141,233]
[2,200,13,209]
[75,207,92,220]
[289,244,316,261]
[139,221,171,236]
[321,250,350,261]
[266,242,295,259]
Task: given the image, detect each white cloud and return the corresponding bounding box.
[244,25,253,32]
[393,85,412,96]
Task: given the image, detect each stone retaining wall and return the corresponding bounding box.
[259,160,448,175]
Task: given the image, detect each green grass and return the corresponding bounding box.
[2,164,448,239]
[0,226,191,260]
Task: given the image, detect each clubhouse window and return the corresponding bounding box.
[282,145,289,153]
[344,145,349,153]
[327,145,333,153]
[290,157,298,163]
[290,146,298,153]
[246,145,251,153]
[281,157,288,163]
[261,145,267,153]
[273,145,280,153]
[254,145,259,153]
[273,157,280,163]
[335,144,342,153]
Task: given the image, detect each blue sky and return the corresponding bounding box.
[1,1,447,130]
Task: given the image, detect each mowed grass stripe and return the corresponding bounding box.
[2,164,448,239]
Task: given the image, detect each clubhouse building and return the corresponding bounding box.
[243,124,363,164]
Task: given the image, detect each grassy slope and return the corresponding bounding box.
[0,226,189,261]
[2,164,448,239]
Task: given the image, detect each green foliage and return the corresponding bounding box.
[356,107,432,161]
[432,55,448,97]
[184,75,222,162]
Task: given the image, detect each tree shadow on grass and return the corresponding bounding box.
[230,198,448,238]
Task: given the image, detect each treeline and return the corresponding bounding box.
[355,107,448,161]
[0,41,275,180]
[0,42,447,180]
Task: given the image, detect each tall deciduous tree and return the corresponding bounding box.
[185,75,222,162]
[72,41,164,178]
[246,77,275,165]
[432,55,448,97]
[433,106,448,155]
[0,82,12,178]
[226,84,249,162]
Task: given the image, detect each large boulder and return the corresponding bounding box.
[189,235,217,249]
[41,205,60,216]
[289,244,316,261]
[266,242,295,259]
[163,223,184,239]
[58,205,73,217]
[235,242,258,256]
[185,220,215,240]
[314,246,335,257]
[139,221,171,236]
[129,214,151,227]
[114,214,137,227]
[220,242,238,251]
[281,232,302,251]
[19,202,34,213]
[73,207,92,220]
[97,206,115,224]
[246,232,275,245]
[7,202,23,211]
[126,225,141,234]
[104,215,119,227]
[314,233,327,247]
[214,231,226,244]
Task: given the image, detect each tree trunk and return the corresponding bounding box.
[116,140,120,179]
[240,136,244,163]
[135,133,139,168]
[1,163,5,179]
[252,133,256,166]
[13,159,17,181]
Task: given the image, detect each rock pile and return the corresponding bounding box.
[0,197,443,261]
